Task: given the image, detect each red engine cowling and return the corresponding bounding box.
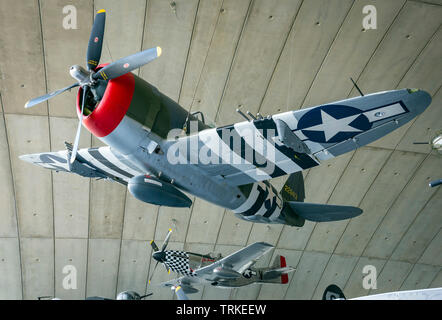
[76,64,135,138]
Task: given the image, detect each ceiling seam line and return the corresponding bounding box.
[359,152,431,259]
[343,0,408,99]
[428,269,442,288]
[341,256,363,294]
[297,0,356,109]
[180,0,224,114]
[143,205,160,296]
[84,1,95,300]
[255,0,305,115]
[344,177,436,294]
[409,0,442,6]
[366,257,389,296]
[183,198,197,249]
[137,0,149,77]
[320,148,396,278]
[388,188,439,259]
[302,151,358,255]
[282,207,344,299]
[281,246,320,299]
[358,151,440,270]
[308,251,335,300]
[394,23,442,94]
[37,0,56,298]
[398,263,418,290]
[36,0,50,116]
[243,218,255,247]
[0,93,24,299]
[378,23,442,152]
[212,208,226,300]
[323,151,357,205]
[177,0,201,103]
[213,209,227,246]
[412,227,441,267]
[365,219,440,295]
[213,0,254,124]
[114,188,128,298]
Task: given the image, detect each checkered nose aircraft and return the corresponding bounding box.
[148,230,294,299]
[21,10,433,227]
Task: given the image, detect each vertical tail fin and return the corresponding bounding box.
[260,255,293,284]
[280,172,305,202]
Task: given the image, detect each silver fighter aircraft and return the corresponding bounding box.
[148,230,294,298]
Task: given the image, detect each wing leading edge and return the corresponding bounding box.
[194,242,274,277]
[19,146,144,184]
[169,89,431,186]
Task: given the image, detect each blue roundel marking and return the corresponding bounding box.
[297,105,372,143]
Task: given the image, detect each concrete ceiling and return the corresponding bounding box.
[0,0,441,300]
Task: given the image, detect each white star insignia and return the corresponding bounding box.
[303,110,362,142]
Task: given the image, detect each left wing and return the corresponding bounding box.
[20,146,144,184]
[194,242,274,277]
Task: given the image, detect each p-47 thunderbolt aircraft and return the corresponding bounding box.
[148,230,294,297]
[21,10,432,227]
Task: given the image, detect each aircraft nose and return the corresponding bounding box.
[152,251,166,263]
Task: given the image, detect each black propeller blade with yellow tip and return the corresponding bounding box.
[161,228,173,251]
[92,47,162,81]
[150,239,159,252]
[23,9,162,167]
[86,9,106,70]
[148,229,173,284]
[174,285,189,300]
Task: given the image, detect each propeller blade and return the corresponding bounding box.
[70,86,88,164]
[93,47,161,81]
[174,286,189,300]
[148,261,159,284]
[161,228,172,252]
[25,83,79,109]
[150,240,159,252]
[87,9,106,70]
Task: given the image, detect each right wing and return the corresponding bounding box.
[194,242,274,277]
[167,89,431,186]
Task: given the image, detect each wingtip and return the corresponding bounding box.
[97,9,106,13]
[157,46,162,57]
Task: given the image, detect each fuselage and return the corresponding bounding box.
[76,66,431,226]
[78,68,288,224]
[157,250,279,288]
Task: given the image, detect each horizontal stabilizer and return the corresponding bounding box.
[287,201,362,222]
[262,267,295,281]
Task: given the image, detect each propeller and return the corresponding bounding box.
[86,9,106,71]
[70,86,88,164]
[148,229,173,284]
[93,47,161,81]
[161,228,172,251]
[173,285,189,300]
[25,83,79,109]
[24,9,162,166]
